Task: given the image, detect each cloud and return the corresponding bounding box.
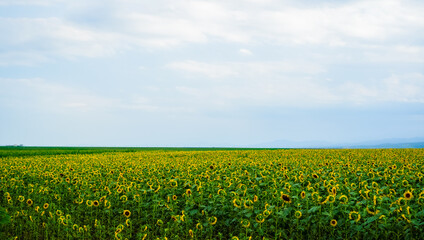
[1,0,423,63]
[239,48,253,56]
[166,60,324,79]
[336,73,424,104]
[0,78,117,112]
[0,51,50,66]
[166,60,239,79]
[0,0,64,5]
[0,17,120,61]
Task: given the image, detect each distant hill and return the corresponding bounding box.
[348,142,424,149]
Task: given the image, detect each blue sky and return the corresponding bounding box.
[1,0,424,147]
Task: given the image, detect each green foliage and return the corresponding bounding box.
[0,148,423,239]
[0,207,11,225]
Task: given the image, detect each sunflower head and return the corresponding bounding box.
[349,211,361,222]
[404,191,413,200]
[331,187,337,195]
[241,219,250,228]
[418,197,424,205]
[123,210,131,218]
[186,189,192,196]
[93,200,99,207]
[330,219,337,227]
[281,193,291,203]
[26,199,33,206]
[208,216,217,225]
[196,222,203,230]
[300,191,306,199]
[43,203,49,209]
[295,210,302,219]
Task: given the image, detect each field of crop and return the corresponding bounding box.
[1,148,424,239]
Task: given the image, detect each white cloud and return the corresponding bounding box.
[166,60,239,79]
[0,17,120,60]
[1,0,423,62]
[167,60,324,79]
[0,78,117,112]
[0,0,64,5]
[239,48,252,56]
[338,73,424,104]
[0,51,50,66]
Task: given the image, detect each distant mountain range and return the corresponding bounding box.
[248,137,424,149]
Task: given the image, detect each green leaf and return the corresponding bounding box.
[308,206,321,213]
[364,215,379,225]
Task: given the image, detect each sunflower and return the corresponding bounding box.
[93,200,99,207]
[263,209,272,217]
[295,210,302,219]
[75,197,83,204]
[157,219,163,226]
[189,229,194,238]
[120,195,128,203]
[312,173,319,179]
[18,196,25,202]
[196,222,203,230]
[186,189,192,196]
[300,191,306,199]
[349,211,361,222]
[104,200,111,209]
[233,198,241,208]
[366,205,380,215]
[339,195,348,204]
[253,195,258,202]
[126,219,131,227]
[404,191,413,200]
[208,216,217,225]
[281,193,291,203]
[326,195,335,204]
[241,219,250,228]
[244,199,253,209]
[123,210,131,218]
[330,219,337,227]
[115,224,124,233]
[26,199,33,206]
[255,214,265,223]
[43,203,49,209]
[331,186,337,195]
[417,197,424,205]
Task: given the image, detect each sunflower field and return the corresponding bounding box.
[1,148,424,239]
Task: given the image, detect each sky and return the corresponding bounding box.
[0,0,424,147]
